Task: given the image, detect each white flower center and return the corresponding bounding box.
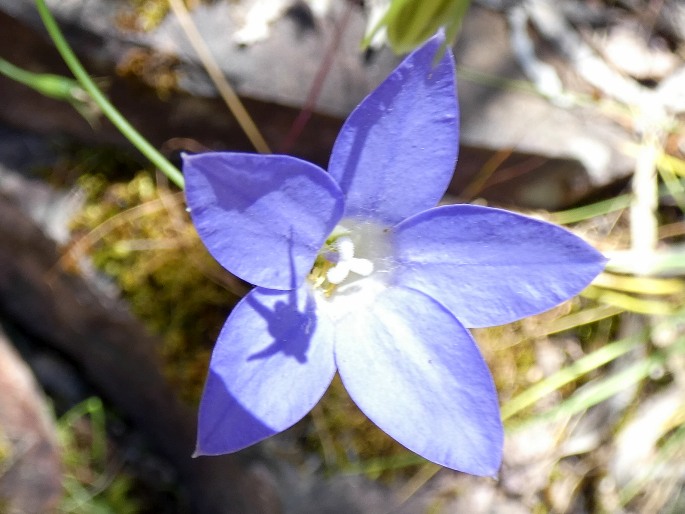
[325,236,374,285]
[308,220,393,298]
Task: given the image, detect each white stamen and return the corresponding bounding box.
[333,236,355,261]
[325,236,374,285]
[327,262,351,284]
[350,258,374,277]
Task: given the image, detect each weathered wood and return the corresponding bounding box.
[0,197,282,514]
[0,2,637,210]
[0,8,343,168]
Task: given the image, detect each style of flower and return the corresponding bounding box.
[183,34,606,476]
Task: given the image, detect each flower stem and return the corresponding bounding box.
[34,0,185,189]
[0,57,75,99]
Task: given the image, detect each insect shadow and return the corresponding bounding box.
[247,233,316,364]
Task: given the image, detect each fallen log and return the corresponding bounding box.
[0,196,282,514]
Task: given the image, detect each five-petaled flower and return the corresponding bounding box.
[183,35,606,476]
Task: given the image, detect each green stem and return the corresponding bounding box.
[551,180,685,225]
[35,0,185,189]
[500,332,645,422]
[0,57,72,97]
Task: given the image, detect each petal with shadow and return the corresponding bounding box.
[196,285,336,455]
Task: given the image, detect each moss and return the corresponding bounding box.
[70,172,241,403]
[116,0,211,32]
[116,48,181,100]
[303,375,423,481]
[0,425,11,470]
[116,0,172,32]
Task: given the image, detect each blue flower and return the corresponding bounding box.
[183,35,606,476]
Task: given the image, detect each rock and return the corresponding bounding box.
[453,5,634,201]
[593,23,679,81]
[1,0,397,117]
[0,325,62,514]
[0,128,83,245]
[610,383,685,487]
[0,8,344,167]
[0,0,639,209]
[0,192,283,514]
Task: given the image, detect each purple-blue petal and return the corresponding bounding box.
[328,34,458,225]
[335,286,503,476]
[184,152,344,290]
[195,286,336,455]
[393,204,607,328]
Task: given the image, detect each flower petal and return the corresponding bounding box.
[328,34,458,225]
[335,286,503,476]
[195,286,336,455]
[184,152,344,290]
[393,204,607,328]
